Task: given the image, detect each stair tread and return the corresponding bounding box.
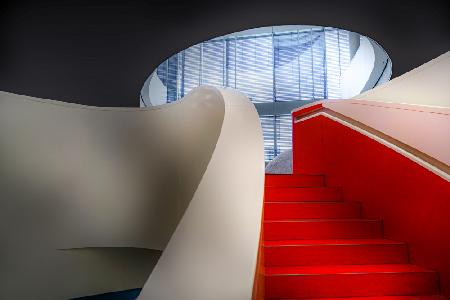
[265,264,434,276]
[264,201,350,205]
[264,239,405,247]
[266,174,325,176]
[265,219,380,222]
[265,218,383,240]
[264,201,363,220]
[280,296,447,300]
[266,186,338,190]
[265,174,326,187]
[265,201,356,204]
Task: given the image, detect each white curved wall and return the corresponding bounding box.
[364,37,392,88]
[141,71,167,107]
[0,86,264,299]
[340,36,392,98]
[355,51,450,107]
[334,51,450,167]
[139,88,265,300]
[341,36,375,98]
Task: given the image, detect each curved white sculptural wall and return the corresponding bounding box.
[0,86,264,299]
[139,88,265,300]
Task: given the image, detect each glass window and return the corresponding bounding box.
[154,27,351,162]
[260,115,276,161]
[274,32,300,102]
[235,35,273,103]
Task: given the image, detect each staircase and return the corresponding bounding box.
[263,174,443,299]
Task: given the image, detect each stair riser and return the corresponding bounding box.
[265,175,325,187]
[264,202,361,219]
[266,272,439,298]
[265,187,342,202]
[265,244,408,266]
[264,220,383,240]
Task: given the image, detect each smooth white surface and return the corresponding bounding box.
[138,88,265,300]
[341,36,375,98]
[0,87,224,252]
[140,71,168,107]
[355,51,450,107]
[0,86,224,298]
[147,71,168,106]
[0,86,264,299]
[364,37,392,88]
[1,85,263,299]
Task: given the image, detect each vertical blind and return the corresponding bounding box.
[156,27,350,161]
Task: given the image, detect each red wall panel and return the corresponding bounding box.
[292,115,450,296]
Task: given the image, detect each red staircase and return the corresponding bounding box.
[263,174,443,299]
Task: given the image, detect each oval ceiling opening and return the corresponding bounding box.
[141,25,392,162]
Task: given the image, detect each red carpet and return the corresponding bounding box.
[263,174,442,299]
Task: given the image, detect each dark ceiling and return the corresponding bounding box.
[0,0,448,107]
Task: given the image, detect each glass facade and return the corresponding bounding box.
[154,27,351,161]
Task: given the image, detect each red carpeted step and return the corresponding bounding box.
[265,174,325,187]
[279,295,447,300]
[265,187,342,202]
[264,202,362,219]
[264,219,383,240]
[265,264,439,298]
[264,239,408,266]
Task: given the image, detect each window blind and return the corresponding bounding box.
[260,115,276,161]
[180,44,201,98]
[275,114,293,156]
[154,27,351,161]
[235,35,273,103]
[201,40,225,87]
[274,32,300,102]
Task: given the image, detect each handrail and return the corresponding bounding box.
[293,102,450,180]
